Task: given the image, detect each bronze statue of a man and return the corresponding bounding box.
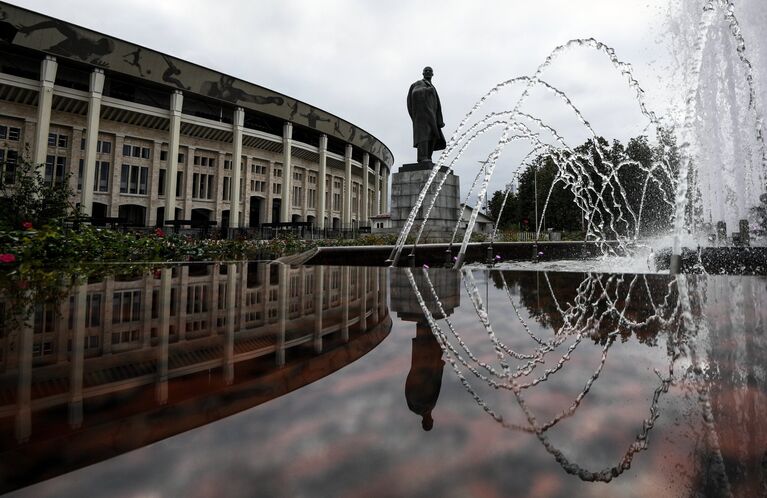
[407,66,446,163]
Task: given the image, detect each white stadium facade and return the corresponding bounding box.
[0,2,393,231]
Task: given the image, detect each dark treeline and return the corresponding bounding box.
[488,133,678,238]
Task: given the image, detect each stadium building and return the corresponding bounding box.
[0,2,393,230]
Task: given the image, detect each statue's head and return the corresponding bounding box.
[422,66,434,80]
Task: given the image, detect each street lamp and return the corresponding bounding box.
[533,163,538,239]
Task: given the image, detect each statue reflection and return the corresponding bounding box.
[405,322,444,431]
[391,268,459,431]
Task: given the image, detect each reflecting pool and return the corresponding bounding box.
[1,264,765,497]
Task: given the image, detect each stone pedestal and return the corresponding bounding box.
[390,162,460,242]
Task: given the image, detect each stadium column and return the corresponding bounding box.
[341,267,350,342]
[157,268,172,404]
[280,122,293,223]
[69,280,87,430]
[15,299,32,443]
[383,167,389,213]
[81,69,105,215]
[214,152,226,224]
[33,56,57,169]
[373,160,380,216]
[313,266,324,353]
[264,160,274,224]
[149,140,163,226]
[317,134,328,229]
[183,146,195,219]
[372,267,380,323]
[166,91,183,222]
[224,263,237,385]
[276,263,287,366]
[344,144,352,228]
[361,267,368,331]
[231,107,244,228]
[362,152,370,227]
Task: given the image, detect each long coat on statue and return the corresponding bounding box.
[407,79,447,151]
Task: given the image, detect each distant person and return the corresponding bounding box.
[407,66,446,163]
[405,323,445,431]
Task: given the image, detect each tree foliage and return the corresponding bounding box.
[0,154,77,230]
[488,133,679,238]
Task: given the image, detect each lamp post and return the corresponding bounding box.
[478,160,489,214]
[533,163,538,238]
[533,163,539,263]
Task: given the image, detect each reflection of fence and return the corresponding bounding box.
[228,225,371,241]
[508,231,562,242]
[63,217,374,241]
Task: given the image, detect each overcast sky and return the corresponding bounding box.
[6,0,764,197]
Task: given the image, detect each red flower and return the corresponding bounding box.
[154,227,165,237]
[0,253,16,263]
[21,221,33,230]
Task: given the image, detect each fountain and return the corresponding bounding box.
[388,0,766,276]
[401,262,766,490]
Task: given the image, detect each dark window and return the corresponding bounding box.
[7,127,20,141]
[123,144,131,156]
[158,168,166,196]
[120,164,130,192]
[160,150,168,161]
[44,155,65,185]
[96,161,109,192]
[78,158,83,191]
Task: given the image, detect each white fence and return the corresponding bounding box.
[508,231,562,242]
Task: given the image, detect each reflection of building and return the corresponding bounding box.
[0,3,392,228]
[0,264,390,494]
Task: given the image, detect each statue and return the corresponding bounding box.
[407,66,446,163]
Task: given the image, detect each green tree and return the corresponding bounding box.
[0,154,77,230]
[488,189,518,230]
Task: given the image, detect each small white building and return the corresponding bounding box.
[370,213,392,232]
[460,204,494,235]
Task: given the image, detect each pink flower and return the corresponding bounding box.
[423,264,430,269]
[538,251,544,256]
[21,221,33,230]
[0,253,16,263]
[154,228,165,237]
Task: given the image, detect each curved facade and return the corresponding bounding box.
[0,2,392,228]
